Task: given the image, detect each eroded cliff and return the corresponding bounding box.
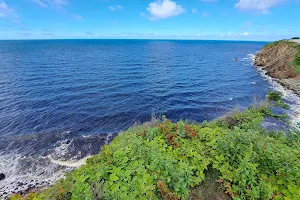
[255,40,300,95]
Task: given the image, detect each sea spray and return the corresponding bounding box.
[251,54,300,127]
[0,133,115,198]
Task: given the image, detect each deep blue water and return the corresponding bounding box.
[1,40,278,196]
[0,40,270,138]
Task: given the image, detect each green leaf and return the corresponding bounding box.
[109,173,119,182]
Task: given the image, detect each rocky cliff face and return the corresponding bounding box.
[255,41,300,95]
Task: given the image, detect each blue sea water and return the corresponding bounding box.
[0,39,270,138]
[1,39,278,195]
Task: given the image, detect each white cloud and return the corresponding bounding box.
[235,0,284,13]
[11,19,21,24]
[32,0,67,8]
[85,31,94,36]
[192,8,198,14]
[33,0,48,8]
[244,21,253,26]
[201,12,210,17]
[31,0,83,22]
[146,0,185,20]
[52,0,67,6]
[72,14,83,20]
[242,32,250,36]
[0,0,17,18]
[109,5,124,11]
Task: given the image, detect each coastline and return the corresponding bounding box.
[1,42,299,199]
[254,40,300,126]
[254,40,300,95]
[0,133,116,199]
[255,66,300,126]
[10,100,300,200]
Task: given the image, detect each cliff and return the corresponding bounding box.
[255,40,300,95]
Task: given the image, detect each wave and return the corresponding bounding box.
[256,66,300,127]
[243,52,300,127]
[0,133,115,198]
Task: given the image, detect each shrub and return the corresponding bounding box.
[267,91,282,101]
[11,100,300,200]
[266,91,290,109]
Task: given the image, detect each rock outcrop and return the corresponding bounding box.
[255,40,300,95]
[0,173,5,181]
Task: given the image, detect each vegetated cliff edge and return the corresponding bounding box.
[255,40,300,95]
[9,95,300,200]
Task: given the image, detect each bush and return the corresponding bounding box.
[291,37,300,39]
[267,91,290,109]
[11,101,300,200]
[267,91,282,101]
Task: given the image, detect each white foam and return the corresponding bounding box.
[0,152,91,198]
[245,51,300,126]
[256,66,300,126]
[48,155,90,168]
[247,54,255,59]
[0,153,73,198]
[248,54,256,65]
[105,133,113,144]
[0,133,115,198]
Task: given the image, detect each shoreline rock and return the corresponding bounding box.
[278,79,300,95]
[0,173,5,181]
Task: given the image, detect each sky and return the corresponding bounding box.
[0,0,299,40]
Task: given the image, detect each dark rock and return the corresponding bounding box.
[17,182,24,187]
[65,140,71,144]
[0,173,5,181]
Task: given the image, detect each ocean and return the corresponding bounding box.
[0,39,298,197]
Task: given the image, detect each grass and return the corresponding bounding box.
[292,46,300,74]
[263,40,293,49]
[10,94,300,200]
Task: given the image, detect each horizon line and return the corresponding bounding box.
[0,38,272,42]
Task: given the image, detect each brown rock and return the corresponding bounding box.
[255,40,300,95]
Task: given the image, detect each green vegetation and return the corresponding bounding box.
[11,93,300,200]
[291,37,300,40]
[291,45,300,74]
[267,91,282,101]
[263,40,293,49]
[267,91,290,109]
